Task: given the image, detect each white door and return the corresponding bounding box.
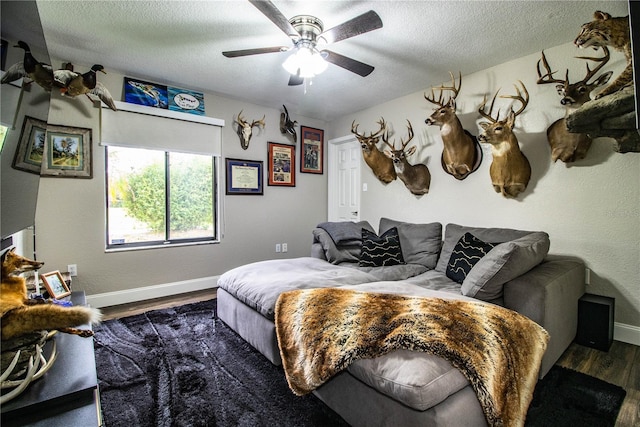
[328,135,361,222]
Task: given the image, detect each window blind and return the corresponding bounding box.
[100,106,222,155]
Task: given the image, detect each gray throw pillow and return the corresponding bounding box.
[436,224,535,273]
[461,232,550,301]
[379,218,442,269]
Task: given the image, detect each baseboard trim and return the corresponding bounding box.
[615,322,640,346]
[86,276,219,308]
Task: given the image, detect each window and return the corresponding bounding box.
[106,146,217,249]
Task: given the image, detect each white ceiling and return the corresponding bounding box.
[3,1,631,122]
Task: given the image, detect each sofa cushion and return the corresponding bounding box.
[446,232,496,283]
[436,224,540,273]
[461,232,550,301]
[313,221,375,264]
[359,227,405,267]
[379,218,442,269]
[347,349,469,411]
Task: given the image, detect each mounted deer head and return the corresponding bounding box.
[425,71,481,180]
[536,47,612,163]
[477,81,531,198]
[235,110,265,150]
[351,118,397,183]
[382,120,431,195]
[280,104,298,143]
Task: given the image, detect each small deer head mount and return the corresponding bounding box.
[279,105,298,143]
[382,120,431,195]
[235,110,265,150]
[477,81,531,198]
[351,118,397,184]
[536,47,612,163]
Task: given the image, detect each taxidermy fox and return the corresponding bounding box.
[1,248,102,340]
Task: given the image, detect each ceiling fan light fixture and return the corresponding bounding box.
[282,45,327,78]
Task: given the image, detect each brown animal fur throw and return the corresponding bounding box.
[275,288,549,427]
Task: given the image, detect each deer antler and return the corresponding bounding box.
[536,50,568,85]
[502,80,529,117]
[574,46,610,85]
[478,90,501,123]
[400,120,414,150]
[252,115,266,128]
[425,71,462,107]
[478,81,529,123]
[236,110,247,126]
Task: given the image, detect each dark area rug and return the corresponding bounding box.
[525,365,626,427]
[95,300,626,427]
[94,299,348,427]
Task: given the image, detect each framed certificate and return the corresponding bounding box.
[225,158,263,195]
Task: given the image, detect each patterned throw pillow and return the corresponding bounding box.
[446,232,496,284]
[359,227,405,267]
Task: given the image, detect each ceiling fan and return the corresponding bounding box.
[222,0,383,86]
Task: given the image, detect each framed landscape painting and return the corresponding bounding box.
[13,115,47,174]
[40,124,92,178]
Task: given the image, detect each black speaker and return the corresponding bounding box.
[576,293,614,351]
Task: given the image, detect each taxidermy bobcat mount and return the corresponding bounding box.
[574,10,632,98]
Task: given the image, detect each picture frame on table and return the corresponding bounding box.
[12,115,47,175]
[267,142,295,187]
[40,270,71,299]
[300,126,323,174]
[225,158,264,195]
[40,123,92,178]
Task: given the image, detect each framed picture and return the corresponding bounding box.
[40,123,92,178]
[268,142,295,187]
[300,126,324,174]
[225,158,263,195]
[12,116,47,175]
[124,77,168,109]
[40,270,71,299]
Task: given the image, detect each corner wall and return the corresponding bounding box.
[328,42,640,331]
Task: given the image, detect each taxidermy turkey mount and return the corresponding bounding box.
[222,0,383,86]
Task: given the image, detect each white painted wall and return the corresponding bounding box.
[328,42,640,328]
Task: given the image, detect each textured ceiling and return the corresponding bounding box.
[3,1,631,122]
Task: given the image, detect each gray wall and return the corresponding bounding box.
[35,64,328,302]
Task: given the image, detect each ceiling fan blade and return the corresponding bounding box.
[222,46,287,58]
[288,74,304,86]
[249,0,299,38]
[321,10,383,44]
[322,50,374,77]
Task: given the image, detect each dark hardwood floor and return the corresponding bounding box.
[100,290,639,427]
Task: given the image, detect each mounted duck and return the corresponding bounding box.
[54,64,117,111]
[1,40,54,91]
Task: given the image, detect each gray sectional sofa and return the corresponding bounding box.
[217,219,585,426]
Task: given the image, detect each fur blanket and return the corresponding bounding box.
[275,288,549,427]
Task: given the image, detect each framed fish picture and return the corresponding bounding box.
[124,77,168,109]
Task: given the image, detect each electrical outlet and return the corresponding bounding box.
[282,243,288,253]
[67,264,78,277]
[585,268,591,285]
[275,244,281,253]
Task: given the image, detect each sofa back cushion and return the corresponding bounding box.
[379,218,442,269]
[436,224,550,301]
